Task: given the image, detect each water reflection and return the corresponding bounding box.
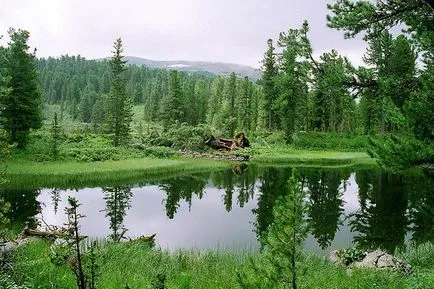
[1,166,432,252]
[102,186,133,240]
[350,170,408,252]
[0,188,40,231]
[304,169,350,250]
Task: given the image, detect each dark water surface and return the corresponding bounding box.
[2,165,433,253]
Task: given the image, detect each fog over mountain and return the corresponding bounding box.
[123,56,262,80]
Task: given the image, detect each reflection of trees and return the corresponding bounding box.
[236,166,256,209]
[210,166,257,212]
[160,175,207,219]
[253,167,349,248]
[351,171,408,252]
[102,186,133,241]
[51,189,61,214]
[304,169,349,250]
[0,189,40,230]
[405,170,434,244]
[252,167,290,243]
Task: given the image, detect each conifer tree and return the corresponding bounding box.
[226,72,237,136]
[261,39,279,131]
[106,38,133,146]
[50,112,61,160]
[276,21,312,142]
[1,29,42,148]
[238,169,307,289]
[161,70,183,127]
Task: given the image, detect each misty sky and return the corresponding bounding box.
[0,0,367,68]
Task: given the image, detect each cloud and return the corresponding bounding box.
[0,0,367,67]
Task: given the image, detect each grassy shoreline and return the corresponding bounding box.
[8,240,434,289]
[2,149,376,189]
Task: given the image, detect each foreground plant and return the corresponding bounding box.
[51,196,99,289]
[238,169,308,289]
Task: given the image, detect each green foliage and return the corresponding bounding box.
[0,197,11,242]
[161,70,183,127]
[0,29,42,148]
[261,39,279,131]
[327,0,433,55]
[238,169,307,289]
[292,132,369,151]
[0,274,31,289]
[368,135,434,170]
[164,123,216,151]
[336,247,366,266]
[106,38,133,146]
[62,196,87,289]
[275,21,312,143]
[50,112,61,160]
[311,50,355,133]
[10,238,434,289]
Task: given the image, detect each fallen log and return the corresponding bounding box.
[21,228,64,239]
[180,150,250,161]
[205,132,250,151]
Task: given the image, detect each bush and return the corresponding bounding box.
[151,123,217,151]
[292,132,369,151]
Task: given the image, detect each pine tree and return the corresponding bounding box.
[106,38,133,146]
[237,169,307,289]
[276,21,312,142]
[50,112,61,160]
[261,39,279,131]
[161,70,183,127]
[226,72,237,136]
[1,29,42,148]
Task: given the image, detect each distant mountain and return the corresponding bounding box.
[123,56,262,80]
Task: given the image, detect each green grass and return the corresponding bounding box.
[3,147,378,190]
[9,240,434,289]
[251,147,376,167]
[2,157,228,190]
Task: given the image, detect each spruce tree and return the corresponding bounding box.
[51,112,61,160]
[106,38,133,146]
[226,72,237,136]
[1,29,42,148]
[161,70,183,127]
[276,21,312,143]
[261,39,278,131]
[238,169,307,289]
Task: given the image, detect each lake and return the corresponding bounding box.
[1,164,432,254]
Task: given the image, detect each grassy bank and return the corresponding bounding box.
[251,148,376,167]
[3,157,228,190]
[2,148,376,190]
[8,240,434,289]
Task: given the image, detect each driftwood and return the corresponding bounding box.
[180,150,250,161]
[21,228,64,239]
[205,132,250,151]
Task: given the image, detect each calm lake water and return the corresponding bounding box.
[2,165,433,254]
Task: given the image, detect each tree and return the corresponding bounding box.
[226,72,237,136]
[64,197,86,289]
[261,39,279,131]
[106,38,133,146]
[238,76,252,133]
[238,169,307,289]
[161,70,183,127]
[275,21,312,142]
[327,0,433,55]
[328,0,433,169]
[1,29,42,148]
[311,50,354,132]
[50,112,61,160]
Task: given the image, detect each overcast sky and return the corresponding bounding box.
[0,0,367,68]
